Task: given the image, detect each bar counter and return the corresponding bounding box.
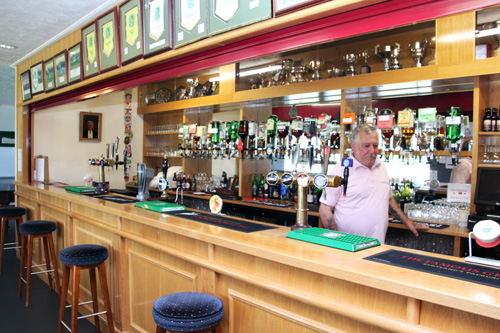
[14,182,500,332]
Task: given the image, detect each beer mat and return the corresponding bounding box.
[167,211,277,233]
[390,219,450,229]
[94,195,138,204]
[364,249,500,289]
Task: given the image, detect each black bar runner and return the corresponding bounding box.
[167,211,277,233]
[364,249,500,289]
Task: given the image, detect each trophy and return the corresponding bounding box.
[359,49,371,74]
[375,44,392,71]
[343,53,358,76]
[327,67,345,78]
[389,43,403,70]
[308,58,325,80]
[291,65,307,83]
[281,58,294,85]
[186,78,199,98]
[409,39,427,67]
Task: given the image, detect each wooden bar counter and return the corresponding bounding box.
[14,182,500,332]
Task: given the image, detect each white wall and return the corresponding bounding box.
[0,104,16,177]
[33,88,143,188]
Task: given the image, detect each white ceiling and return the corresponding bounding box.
[0,0,123,105]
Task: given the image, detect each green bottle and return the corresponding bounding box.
[252,174,259,197]
[445,106,461,144]
[211,121,220,144]
[393,183,401,203]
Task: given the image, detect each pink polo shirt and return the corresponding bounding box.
[320,156,392,243]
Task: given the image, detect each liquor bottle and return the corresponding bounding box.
[492,108,499,132]
[238,120,249,151]
[445,106,461,144]
[392,183,401,203]
[330,120,340,149]
[280,184,288,201]
[182,173,187,190]
[272,185,280,199]
[177,173,183,190]
[231,121,239,143]
[267,115,278,137]
[252,174,259,197]
[483,107,492,132]
[211,121,220,144]
[192,174,197,191]
[185,174,191,191]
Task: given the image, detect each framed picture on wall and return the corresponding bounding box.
[20,70,32,101]
[98,8,121,72]
[80,112,102,141]
[68,42,83,84]
[143,0,173,57]
[120,0,144,65]
[44,58,55,92]
[82,21,100,79]
[54,50,68,88]
[30,62,44,95]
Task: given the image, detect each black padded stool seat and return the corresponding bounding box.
[58,244,114,333]
[0,206,26,274]
[153,292,224,333]
[18,220,60,306]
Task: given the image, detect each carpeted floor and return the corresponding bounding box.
[0,220,96,332]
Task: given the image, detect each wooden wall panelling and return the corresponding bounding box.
[72,218,121,331]
[127,241,199,332]
[435,11,476,65]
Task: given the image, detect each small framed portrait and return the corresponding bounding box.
[20,70,32,101]
[68,42,83,84]
[54,50,68,88]
[44,57,55,92]
[80,112,102,141]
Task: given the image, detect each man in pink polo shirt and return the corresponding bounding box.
[319,124,428,244]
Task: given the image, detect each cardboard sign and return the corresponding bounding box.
[377,114,393,129]
[447,183,471,203]
[341,113,355,125]
[397,109,414,127]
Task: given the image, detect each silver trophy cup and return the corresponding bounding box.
[409,39,427,67]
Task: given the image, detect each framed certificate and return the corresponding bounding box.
[20,70,32,102]
[98,8,121,72]
[68,42,83,84]
[143,0,173,56]
[54,51,68,88]
[82,22,100,79]
[120,0,144,65]
[44,58,55,92]
[274,0,324,16]
[173,0,209,48]
[209,0,271,36]
[30,62,44,95]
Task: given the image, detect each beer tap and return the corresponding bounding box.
[88,155,115,194]
[115,137,120,169]
[160,155,169,199]
[266,159,351,230]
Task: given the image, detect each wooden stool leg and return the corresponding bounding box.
[89,267,101,333]
[15,217,22,256]
[47,233,61,294]
[25,234,34,306]
[42,236,54,290]
[18,233,25,296]
[98,263,114,333]
[0,217,6,274]
[156,326,166,333]
[58,265,71,333]
[71,266,81,333]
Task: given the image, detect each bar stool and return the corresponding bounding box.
[58,244,114,333]
[152,292,224,333]
[18,219,60,306]
[0,206,26,274]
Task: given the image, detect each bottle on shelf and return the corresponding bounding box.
[445,106,462,144]
[192,174,197,191]
[258,174,265,198]
[172,172,177,189]
[252,174,259,197]
[186,174,192,191]
[483,107,492,132]
[492,108,499,132]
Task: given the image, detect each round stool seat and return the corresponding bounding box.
[0,207,26,218]
[153,292,224,332]
[19,220,56,235]
[60,244,109,266]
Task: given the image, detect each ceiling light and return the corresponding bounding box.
[0,43,17,49]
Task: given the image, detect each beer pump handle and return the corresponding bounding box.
[341,158,353,197]
[162,155,169,181]
[123,150,128,175]
[343,167,349,197]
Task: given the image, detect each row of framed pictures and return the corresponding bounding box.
[21,0,325,102]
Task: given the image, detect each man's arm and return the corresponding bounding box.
[389,197,428,236]
[319,203,337,230]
